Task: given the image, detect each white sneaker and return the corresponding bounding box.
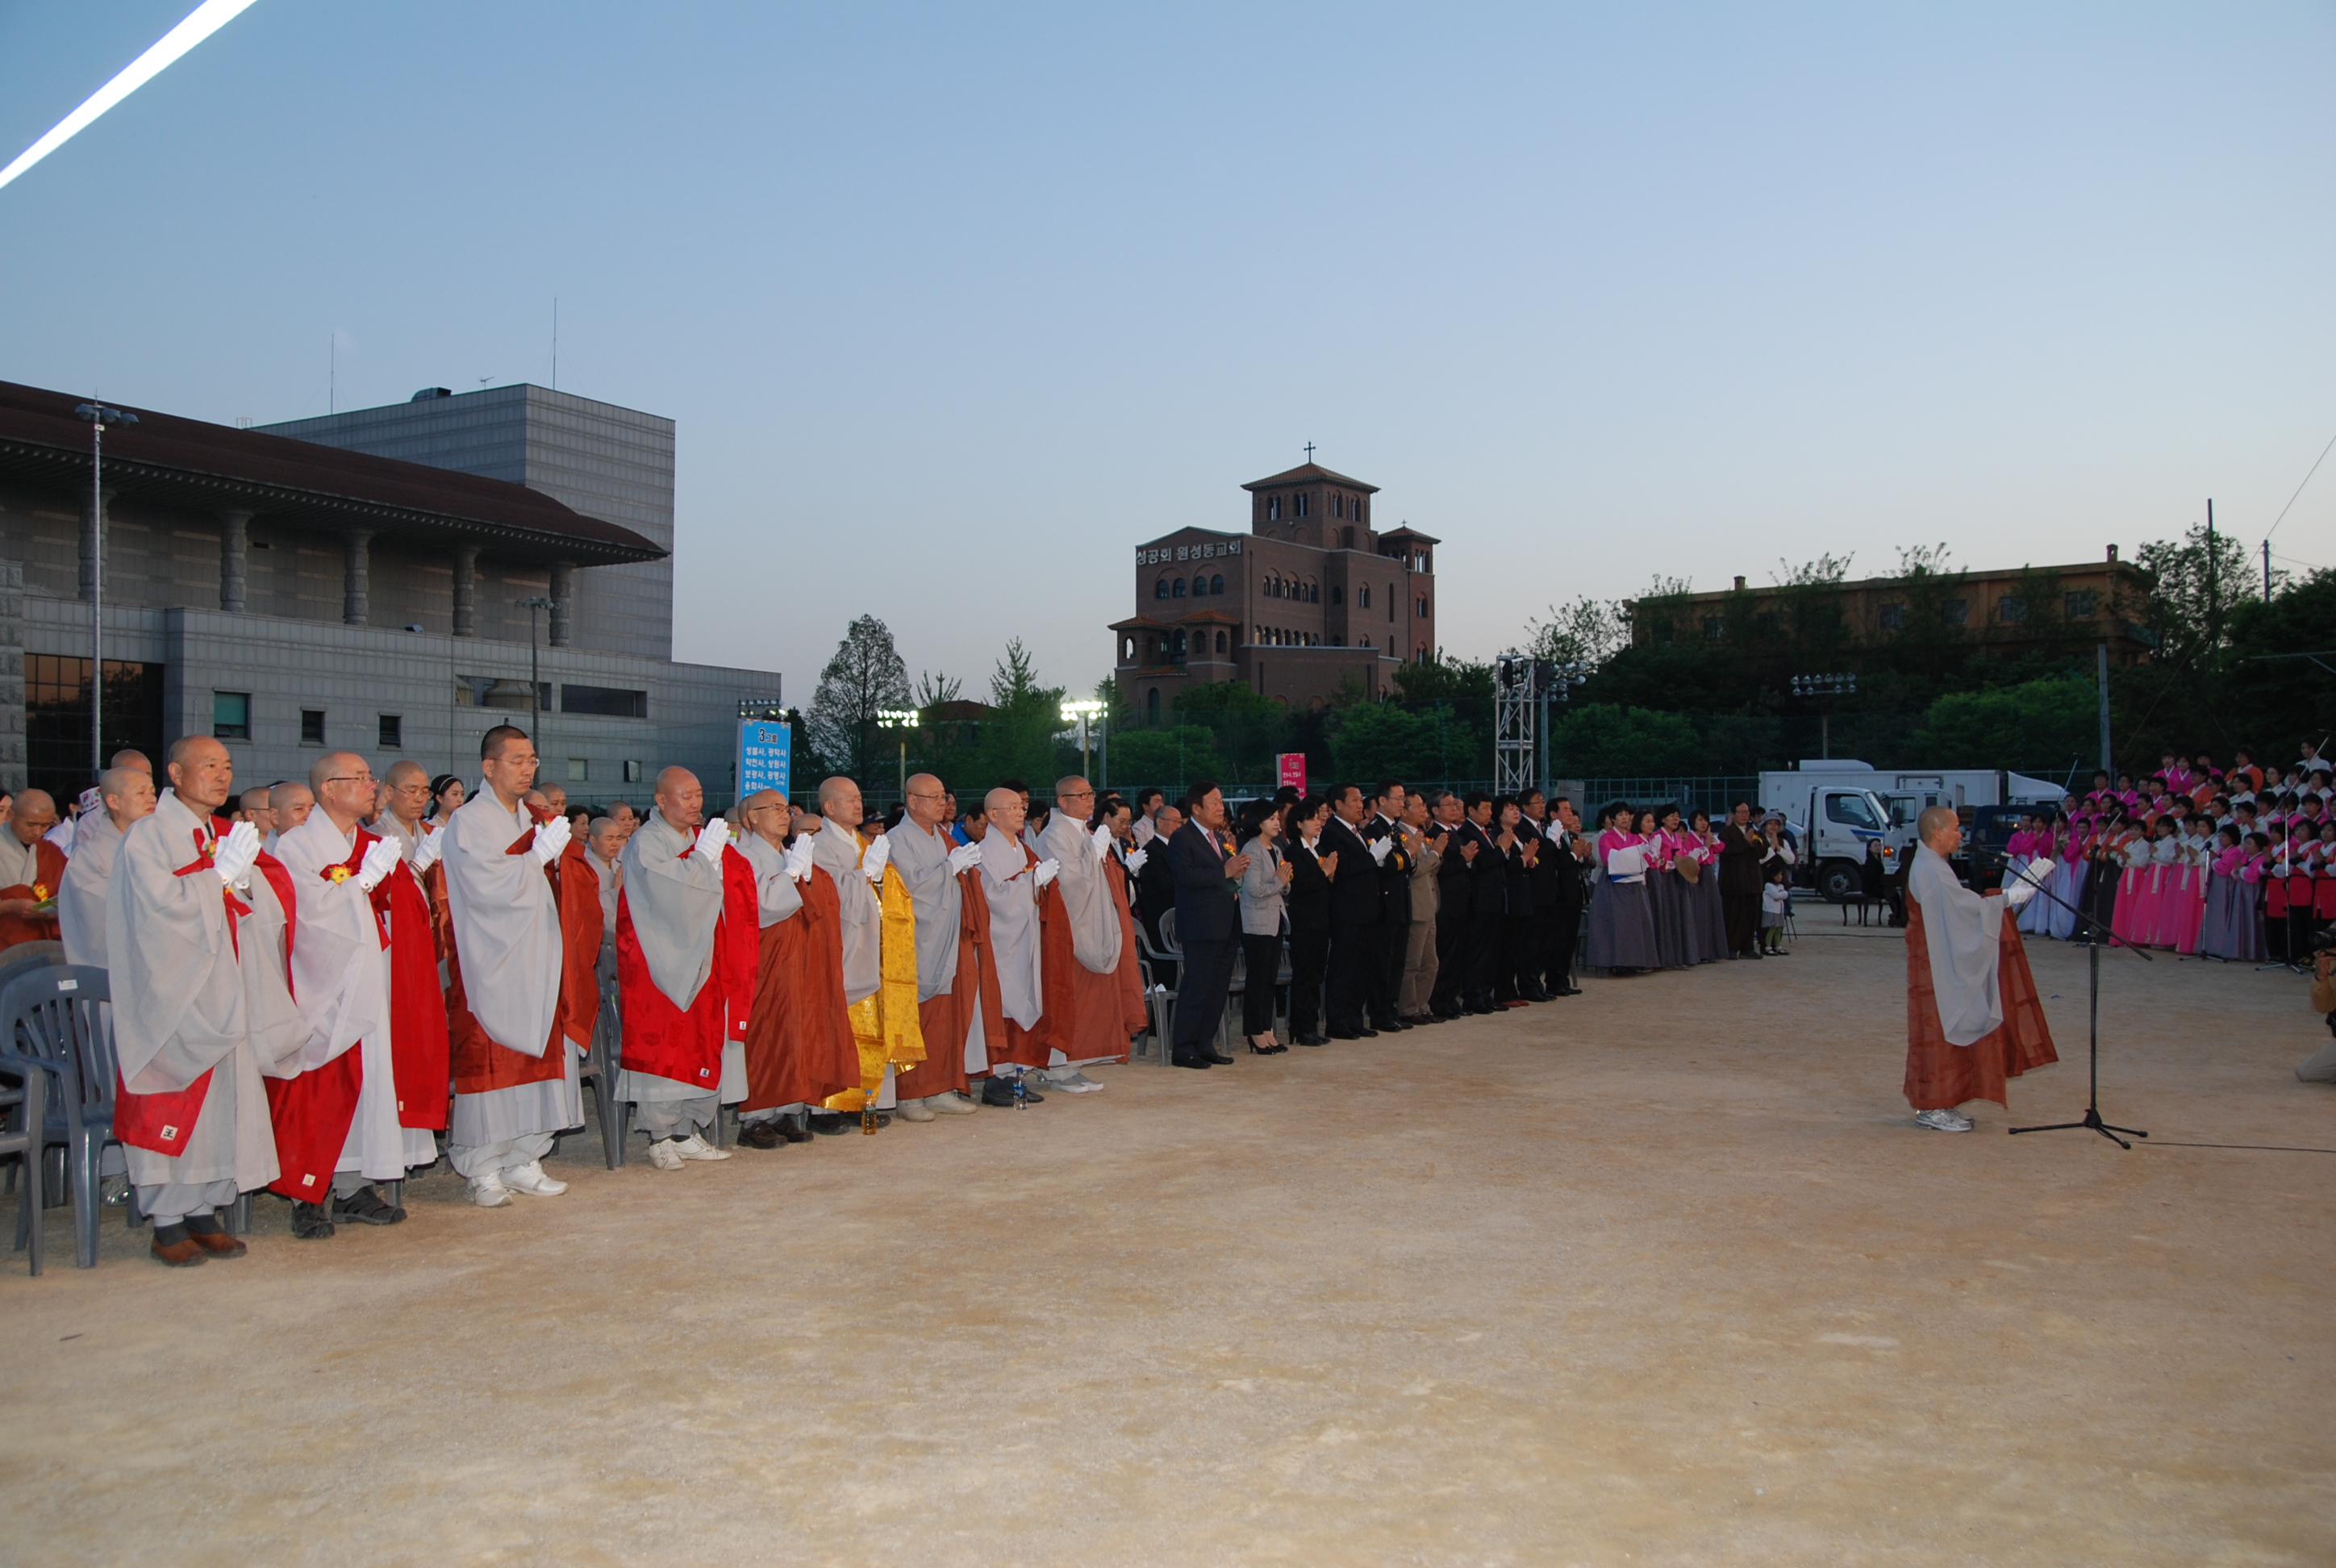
[895,1097,936,1123]
[1050,1070,1104,1093]
[503,1161,568,1197]
[928,1090,978,1115]
[671,1132,732,1162]
[1914,1107,1975,1132]
[645,1138,685,1170]
[466,1175,513,1207]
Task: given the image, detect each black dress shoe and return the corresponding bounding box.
[739,1120,789,1149]
[1295,1033,1328,1046]
[1170,1053,1213,1069]
[1373,1016,1412,1032]
[1327,1028,1365,1040]
[331,1185,406,1226]
[808,1111,850,1134]
[290,1201,336,1241]
[1200,1049,1236,1065]
[1521,987,1553,1003]
[1466,1002,1497,1015]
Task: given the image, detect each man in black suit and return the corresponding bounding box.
[1362,780,1414,1032]
[1319,782,1379,1039]
[1165,783,1245,1069]
[1429,790,1476,1019]
[1133,801,1183,987]
[1461,791,1507,1013]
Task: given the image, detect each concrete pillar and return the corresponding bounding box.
[218,509,250,612]
[78,485,111,603]
[548,561,574,648]
[452,545,478,638]
[342,529,373,626]
[0,560,24,794]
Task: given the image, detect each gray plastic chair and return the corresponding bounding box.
[1153,910,1239,1057]
[576,960,628,1168]
[0,965,119,1269]
[0,1061,45,1275]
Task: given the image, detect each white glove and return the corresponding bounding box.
[783,835,816,882]
[213,820,261,889]
[533,813,574,866]
[692,818,728,863]
[1091,822,1114,861]
[410,825,443,874]
[1124,847,1149,875]
[1367,836,1393,864]
[861,833,891,884]
[2002,857,2048,910]
[1034,857,1061,889]
[354,837,403,894]
[948,841,984,875]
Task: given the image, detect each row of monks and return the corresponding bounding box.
[68,724,1146,1266]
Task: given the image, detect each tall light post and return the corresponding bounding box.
[1789,671,1857,760]
[1060,699,1105,784]
[875,709,918,802]
[517,594,550,749]
[74,402,136,779]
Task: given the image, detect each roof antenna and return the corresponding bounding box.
[552,296,558,392]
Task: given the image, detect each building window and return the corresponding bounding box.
[1172,630,1187,659]
[1266,496,1282,521]
[1172,578,1187,598]
[567,758,589,782]
[1147,688,1161,721]
[2065,590,2096,619]
[1210,573,1224,594]
[1358,586,1371,609]
[1333,494,1345,519]
[1341,527,1354,548]
[1387,584,1395,621]
[1998,596,2027,623]
[1308,582,1320,603]
[623,759,644,783]
[1294,494,1308,518]
[300,709,327,745]
[1331,586,1343,606]
[213,691,251,741]
[1878,603,1906,631]
[1121,636,1135,662]
[1154,578,1168,599]
[1416,596,1429,618]
[378,715,402,749]
[25,657,165,800]
[1702,616,1726,641]
[561,685,649,718]
[1216,631,1228,654]
[1941,599,1969,626]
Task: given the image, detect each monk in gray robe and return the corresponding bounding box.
[729,791,813,1147]
[807,776,894,1119]
[59,765,155,968]
[108,737,307,1266]
[976,786,1050,1099]
[614,767,737,1168]
[886,773,984,1119]
[1032,776,1143,1092]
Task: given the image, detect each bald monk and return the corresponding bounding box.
[807,776,923,1126]
[59,766,156,967]
[615,767,740,1169]
[109,737,309,1265]
[735,794,861,1142]
[270,753,426,1235]
[974,786,1053,1105]
[1031,775,1147,1092]
[0,788,65,949]
[1904,806,2059,1132]
[884,773,986,1119]
[236,786,276,838]
[264,781,314,854]
[369,759,433,864]
[440,724,580,1207]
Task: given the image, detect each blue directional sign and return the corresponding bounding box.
[736,720,791,797]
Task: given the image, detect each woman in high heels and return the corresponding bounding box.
[1237,795,1294,1053]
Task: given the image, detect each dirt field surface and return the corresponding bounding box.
[2,924,2329,1566]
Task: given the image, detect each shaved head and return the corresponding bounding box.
[819,775,864,831]
[984,786,1027,839]
[11,789,56,845]
[109,749,152,775]
[170,736,236,815]
[1918,804,1960,853]
[100,766,156,829]
[653,767,703,833]
[270,781,315,834]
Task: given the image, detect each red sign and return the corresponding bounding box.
[1276,753,1308,795]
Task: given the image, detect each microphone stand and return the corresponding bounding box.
[1975,847,2150,1149]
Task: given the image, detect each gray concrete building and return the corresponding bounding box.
[0,379,781,807]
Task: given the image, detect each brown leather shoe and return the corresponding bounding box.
[186,1228,248,1258]
[151,1231,206,1267]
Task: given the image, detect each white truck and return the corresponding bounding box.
[1755,761,2068,903]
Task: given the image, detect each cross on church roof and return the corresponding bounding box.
[1304,442,1316,461]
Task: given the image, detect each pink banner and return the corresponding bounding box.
[1276,753,1308,795]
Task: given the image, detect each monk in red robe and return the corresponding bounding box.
[1904,806,2058,1132]
[736,793,860,1137]
[0,788,67,949]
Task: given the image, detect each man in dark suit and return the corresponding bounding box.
[1362,780,1414,1031]
[1429,790,1476,1019]
[1542,796,1590,994]
[1461,791,1507,1013]
[1319,783,1379,1038]
[1134,802,1183,987]
[1165,784,1244,1068]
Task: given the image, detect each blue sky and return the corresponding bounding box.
[2,2,2330,694]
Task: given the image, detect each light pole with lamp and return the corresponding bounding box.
[517,594,550,751]
[875,709,917,803]
[74,402,137,779]
[1060,699,1105,785]
[1789,671,1857,760]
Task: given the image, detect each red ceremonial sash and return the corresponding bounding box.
[115,821,244,1158]
[264,1048,363,1200]
[612,882,726,1087]
[717,845,760,1045]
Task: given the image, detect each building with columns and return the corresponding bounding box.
[1112,461,1437,723]
[0,379,781,803]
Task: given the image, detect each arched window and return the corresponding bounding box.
[1331,586,1343,606]
[1416,596,1429,618]
[1341,526,1353,548]
[1333,494,1345,519]
[1172,578,1187,598]
[1120,636,1135,662]
[1387,583,1395,621]
[1358,586,1371,609]
[1211,573,1224,594]
[1266,496,1282,521]
[1216,631,1228,653]
[1172,629,1187,658]
[1147,687,1160,721]
[1308,582,1320,603]
[1153,578,1168,599]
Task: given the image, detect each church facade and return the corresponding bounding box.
[1112,463,1437,724]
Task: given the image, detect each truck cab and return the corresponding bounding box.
[1770,784,1896,903]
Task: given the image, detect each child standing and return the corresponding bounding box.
[1759,865,1791,955]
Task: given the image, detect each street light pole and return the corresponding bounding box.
[875,710,919,803]
[1060,699,1105,782]
[75,402,136,780]
[1789,672,1856,760]
[517,594,550,748]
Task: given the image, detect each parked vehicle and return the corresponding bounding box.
[1757,761,2066,903]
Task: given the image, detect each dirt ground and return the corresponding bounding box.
[1,922,2330,1566]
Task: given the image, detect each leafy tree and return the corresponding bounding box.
[1525,594,1629,669]
[806,615,910,785]
[1103,726,1224,792]
[1546,703,1704,777]
[1910,676,2100,771]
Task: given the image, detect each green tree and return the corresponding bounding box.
[1547,703,1704,777]
[1103,726,1224,792]
[806,615,911,785]
[1909,676,2099,771]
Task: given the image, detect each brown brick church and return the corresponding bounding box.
[1112,462,1437,723]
